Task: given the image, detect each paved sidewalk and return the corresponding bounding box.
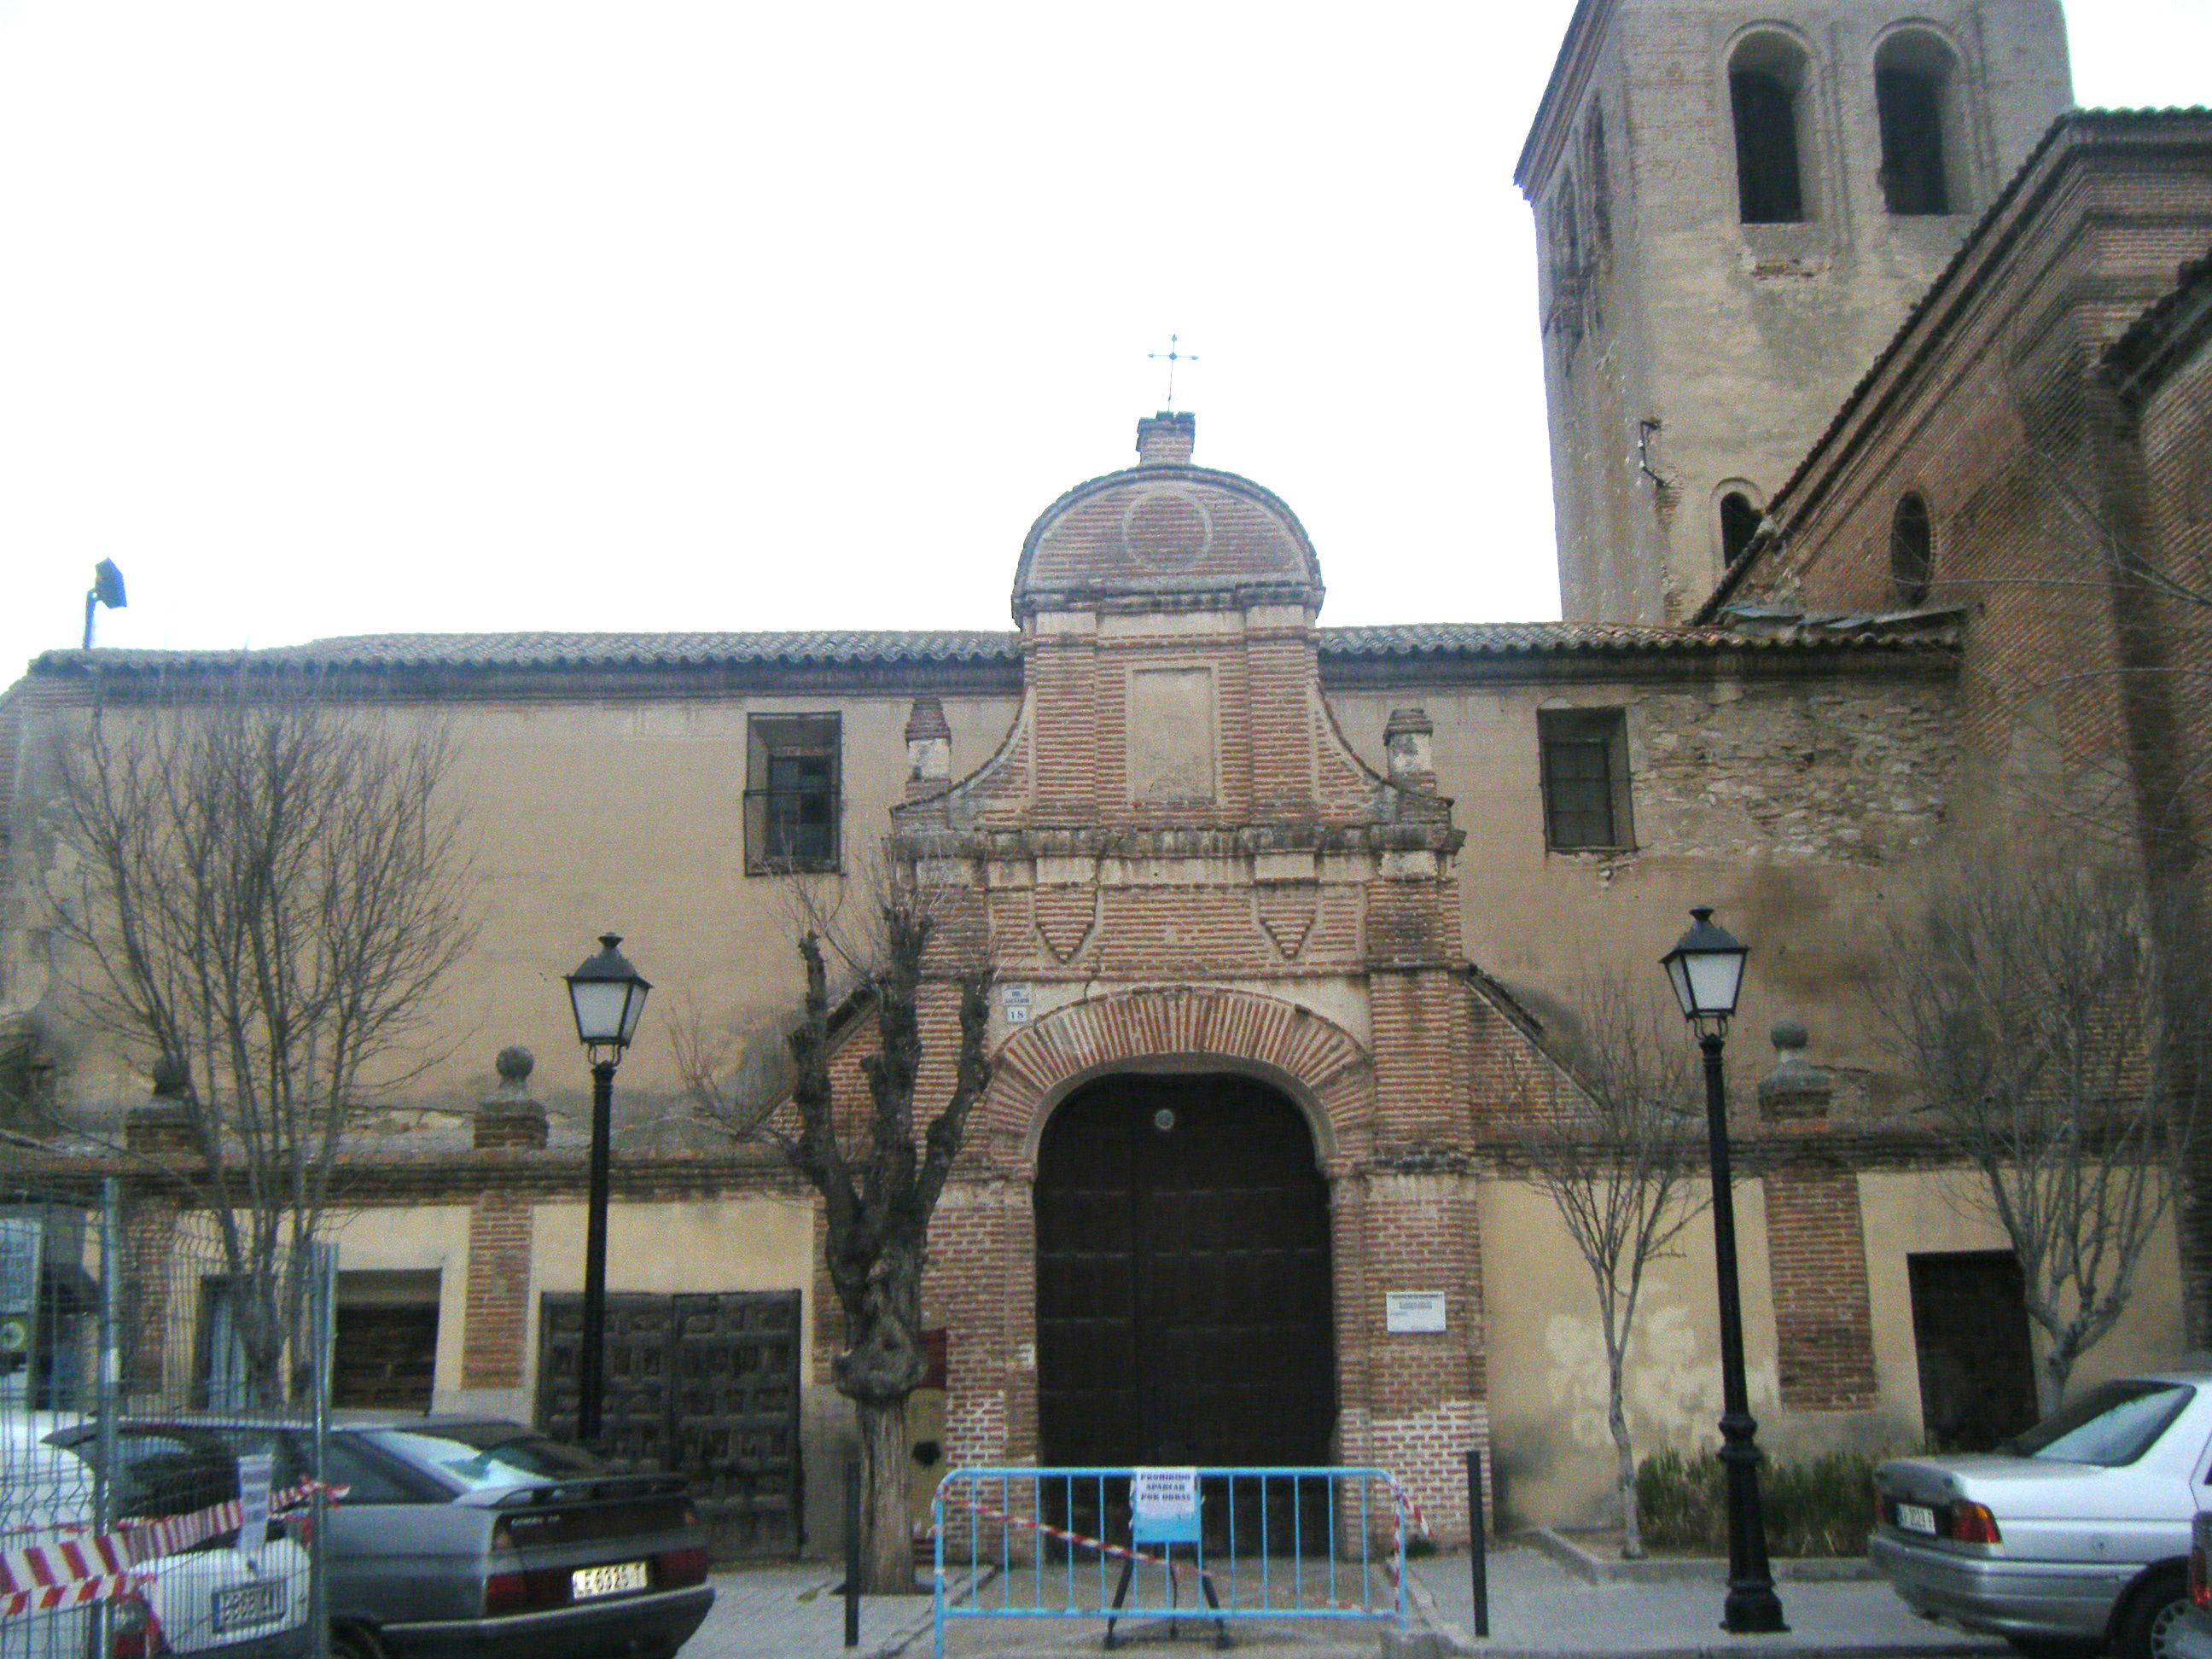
[683,1561,1396,1659]
[684,1563,943,1659]
[682,1545,2011,1659]
[1407,1546,2010,1658]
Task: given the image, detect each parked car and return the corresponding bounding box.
[6,1412,312,1659]
[81,1415,716,1659]
[1871,1373,2212,1659]
[2166,1512,2212,1659]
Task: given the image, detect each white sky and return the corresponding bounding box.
[2,3,2206,687]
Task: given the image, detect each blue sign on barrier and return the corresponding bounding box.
[1130,1466,1202,1545]
[929,1464,1412,1659]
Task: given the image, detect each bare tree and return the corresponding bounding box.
[48,685,475,1406]
[679,864,991,1593]
[1877,854,2204,1411]
[1511,976,1707,1558]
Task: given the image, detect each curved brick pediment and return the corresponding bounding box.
[978,985,1375,1171]
[1012,466,1323,622]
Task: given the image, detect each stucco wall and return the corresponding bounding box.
[1482,1168,2188,1532]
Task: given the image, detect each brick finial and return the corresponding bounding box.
[126,1060,197,1155]
[475,1045,547,1150]
[1134,410,1196,467]
[1383,707,1437,790]
[905,696,953,800]
[1757,1018,1832,1122]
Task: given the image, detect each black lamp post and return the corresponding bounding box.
[563,933,651,1447]
[1661,906,1786,1635]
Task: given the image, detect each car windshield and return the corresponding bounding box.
[361,1425,605,1493]
[2008,1380,2194,1466]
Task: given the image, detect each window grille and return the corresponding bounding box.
[1540,708,1633,852]
[745,714,841,874]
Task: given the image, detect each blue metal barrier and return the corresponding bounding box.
[930,1466,1412,1658]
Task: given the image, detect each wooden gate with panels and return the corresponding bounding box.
[538,1289,804,1557]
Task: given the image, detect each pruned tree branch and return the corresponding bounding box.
[1874,853,2205,1408]
[45,681,477,1406]
[1511,974,1707,1557]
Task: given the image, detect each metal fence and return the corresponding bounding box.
[930,1466,1412,1659]
[1,1177,335,1659]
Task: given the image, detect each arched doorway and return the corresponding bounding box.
[1034,1073,1335,1472]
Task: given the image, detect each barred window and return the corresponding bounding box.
[745,714,841,875]
[1540,708,1633,853]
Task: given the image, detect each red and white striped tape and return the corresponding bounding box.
[1,1570,146,1621]
[0,1480,338,1624]
[1385,1478,1431,1540]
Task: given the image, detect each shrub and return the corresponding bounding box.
[1635,1447,1878,1557]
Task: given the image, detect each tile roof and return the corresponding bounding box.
[28,619,1953,682]
[33,630,1022,673]
[1315,621,1948,656]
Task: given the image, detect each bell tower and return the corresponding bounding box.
[1516,0,2071,623]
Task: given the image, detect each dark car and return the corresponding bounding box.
[104,1415,714,1659]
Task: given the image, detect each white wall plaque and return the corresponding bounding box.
[1002,984,1031,1024]
[1385,1291,1447,1334]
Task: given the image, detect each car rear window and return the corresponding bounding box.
[2010,1380,2194,1466]
[360,1426,606,1493]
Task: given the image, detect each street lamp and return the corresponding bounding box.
[1660,907,1787,1635]
[564,933,651,1447]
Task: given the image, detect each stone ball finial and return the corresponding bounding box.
[150,1055,189,1099]
[496,1045,535,1084]
[1758,1017,1830,1123]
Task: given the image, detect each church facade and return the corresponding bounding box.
[6,0,2212,1554]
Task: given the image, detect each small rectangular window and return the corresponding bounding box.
[1539,708,1633,852]
[746,714,841,875]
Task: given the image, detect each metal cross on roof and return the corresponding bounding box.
[1147,335,1200,410]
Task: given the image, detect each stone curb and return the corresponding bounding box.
[1526,1531,1877,1586]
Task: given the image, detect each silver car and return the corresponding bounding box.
[163,1415,716,1659]
[1872,1372,2212,1659]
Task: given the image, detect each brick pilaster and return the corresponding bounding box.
[1762,1161,1878,1411]
[462,1190,533,1389]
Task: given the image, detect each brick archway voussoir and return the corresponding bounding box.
[983,987,1374,1171]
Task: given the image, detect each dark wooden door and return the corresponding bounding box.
[1908,1251,2040,1450]
[1036,1074,1336,1473]
[538,1290,803,1557]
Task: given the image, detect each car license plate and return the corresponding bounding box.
[572,1562,649,1601]
[1897,1503,1938,1536]
[212,1580,285,1632]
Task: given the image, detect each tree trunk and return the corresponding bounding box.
[1609,1352,1643,1559]
[856,1394,916,1594]
[2040,1337,2076,1417]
